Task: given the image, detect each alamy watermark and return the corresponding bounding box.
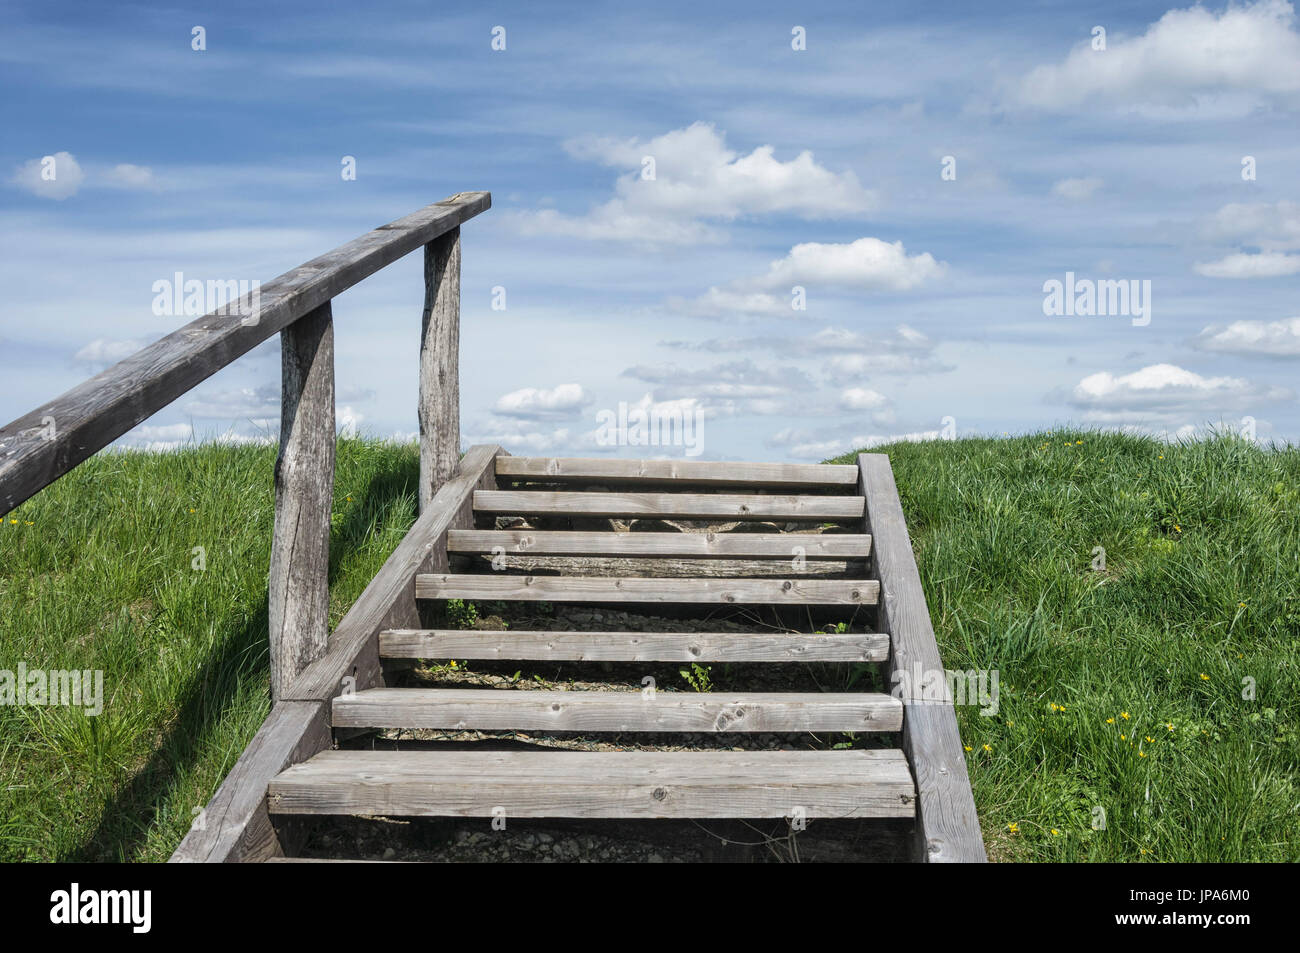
[1042,271,1150,327]
[152,271,262,326]
[595,401,705,457]
[1,664,103,715]
[890,663,999,716]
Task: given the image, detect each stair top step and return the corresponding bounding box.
[379,628,889,662]
[496,456,860,490]
[268,748,916,819]
[331,687,903,733]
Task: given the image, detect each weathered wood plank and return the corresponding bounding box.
[268,749,916,819]
[474,490,864,521]
[496,456,860,489]
[859,453,986,863]
[379,628,889,662]
[282,444,504,702]
[415,574,879,605]
[0,192,490,516]
[448,529,871,559]
[331,688,902,732]
[169,701,330,863]
[418,226,460,512]
[268,302,335,703]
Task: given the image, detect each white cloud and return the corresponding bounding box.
[1013,0,1300,114]
[1065,363,1290,423]
[671,239,945,318]
[516,122,875,244]
[838,387,889,411]
[753,238,946,292]
[1202,200,1300,250]
[1052,177,1103,200]
[492,383,593,418]
[1193,252,1300,278]
[103,163,156,189]
[10,151,85,199]
[1193,316,1300,355]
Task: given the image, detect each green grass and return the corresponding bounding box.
[0,438,424,861]
[1,430,1295,861]
[828,429,1299,861]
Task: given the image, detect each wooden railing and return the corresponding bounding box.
[0,191,491,700]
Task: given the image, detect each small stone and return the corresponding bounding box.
[382,847,396,860]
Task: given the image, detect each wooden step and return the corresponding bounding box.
[331,688,902,732]
[448,529,871,559]
[496,456,860,490]
[473,490,864,521]
[415,574,879,605]
[379,628,889,662]
[268,749,916,819]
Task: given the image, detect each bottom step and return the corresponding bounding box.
[268,749,916,819]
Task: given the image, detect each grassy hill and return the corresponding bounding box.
[1,431,1296,861]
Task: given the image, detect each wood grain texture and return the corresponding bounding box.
[0,192,490,516]
[416,573,879,605]
[169,701,330,863]
[331,687,903,732]
[379,628,889,662]
[474,490,864,521]
[418,227,460,512]
[859,453,986,863]
[448,529,871,559]
[282,444,504,702]
[268,302,334,703]
[268,749,916,819]
[496,456,860,489]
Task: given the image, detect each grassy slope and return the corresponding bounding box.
[828,429,1299,861]
[0,431,1295,861]
[0,439,423,861]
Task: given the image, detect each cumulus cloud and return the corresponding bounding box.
[516,122,875,244]
[1063,363,1291,426]
[670,240,945,318]
[492,383,593,418]
[1052,177,1103,200]
[1011,0,1300,115]
[1192,316,1300,355]
[838,387,889,411]
[10,151,85,199]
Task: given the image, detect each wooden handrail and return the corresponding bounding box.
[0,191,490,516]
[0,191,491,702]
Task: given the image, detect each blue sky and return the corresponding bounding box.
[2,0,1298,460]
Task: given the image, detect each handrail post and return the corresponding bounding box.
[419,225,461,513]
[268,301,335,703]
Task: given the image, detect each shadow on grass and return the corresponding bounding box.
[71,449,421,862]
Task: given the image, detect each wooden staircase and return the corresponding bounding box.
[172,448,985,862]
[0,194,984,863]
